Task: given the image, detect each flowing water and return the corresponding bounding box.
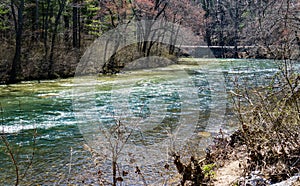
[0,59,298,185]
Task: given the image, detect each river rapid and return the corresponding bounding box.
[0,58,297,185]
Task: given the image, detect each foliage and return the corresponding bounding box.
[202,163,215,179]
[171,152,219,185]
[0,1,10,32]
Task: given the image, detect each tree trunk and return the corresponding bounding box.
[112,159,117,186]
[35,0,39,40]
[233,0,239,58]
[77,3,81,48]
[72,0,78,48]
[9,0,24,84]
[43,0,50,57]
[63,14,69,43]
[48,0,66,78]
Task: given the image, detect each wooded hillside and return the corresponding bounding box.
[0,0,299,84]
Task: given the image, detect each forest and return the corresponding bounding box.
[0,0,299,84]
[0,0,300,185]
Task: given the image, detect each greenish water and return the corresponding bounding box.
[0,59,298,185]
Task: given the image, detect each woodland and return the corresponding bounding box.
[0,0,299,83]
[0,1,300,185]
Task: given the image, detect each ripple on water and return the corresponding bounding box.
[1,59,294,184]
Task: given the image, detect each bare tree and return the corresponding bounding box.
[48,0,67,78]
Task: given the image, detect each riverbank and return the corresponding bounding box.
[209,128,300,185]
[1,42,298,85]
[166,62,300,185]
[204,70,299,185]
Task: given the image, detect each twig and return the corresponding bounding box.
[1,135,19,186]
[20,128,37,182]
[68,147,73,175]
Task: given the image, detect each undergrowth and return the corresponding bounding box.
[209,59,300,185]
[171,59,300,185]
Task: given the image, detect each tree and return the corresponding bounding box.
[9,0,25,83]
[0,0,11,39]
[132,0,204,56]
[48,0,67,78]
[132,0,169,56]
[164,0,205,52]
[241,0,300,59]
[72,0,80,48]
[222,0,248,58]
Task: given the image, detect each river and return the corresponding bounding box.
[0,58,297,185]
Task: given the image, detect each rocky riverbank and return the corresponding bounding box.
[210,129,300,186]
